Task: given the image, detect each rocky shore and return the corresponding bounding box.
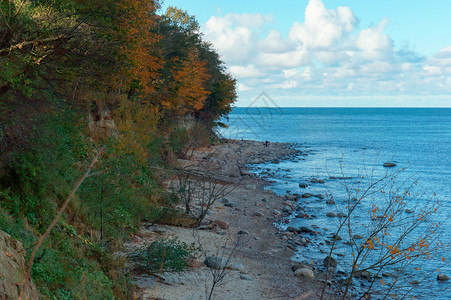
[126,139,329,299]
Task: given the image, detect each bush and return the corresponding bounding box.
[130,238,198,273]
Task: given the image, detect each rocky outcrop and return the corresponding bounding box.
[0,230,39,299]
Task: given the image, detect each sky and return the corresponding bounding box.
[161,0,451,107]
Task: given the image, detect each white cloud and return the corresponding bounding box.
[229,65,264,78]
[255,48,310,68]
[201,0,451,104]
[356,18,393,61]
[283,68,299,78]
[288,0,357,49]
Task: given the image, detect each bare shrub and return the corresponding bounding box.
[172,168,234,225]
[192,231,242,300]
[319,160,448,299]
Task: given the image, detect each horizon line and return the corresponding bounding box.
[232,106,451,108]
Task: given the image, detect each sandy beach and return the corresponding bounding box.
[125,139,329,300]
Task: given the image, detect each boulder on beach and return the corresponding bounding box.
[287,226,301,233]
[212,220,229,230]
[292,264,313,272]
[294,268,315,280]
[383,162,397,168]
[204,256,229,269]
[300,227,313,233]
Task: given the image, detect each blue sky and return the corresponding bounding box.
[161,0,451,107]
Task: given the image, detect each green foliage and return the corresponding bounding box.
[0,1,236,298]
[130,238,198,273]
[0,109,87,230]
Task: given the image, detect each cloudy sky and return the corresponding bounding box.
[162,0,451,107]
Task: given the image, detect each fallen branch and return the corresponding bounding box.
[0,35,69,56]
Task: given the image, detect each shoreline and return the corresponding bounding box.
[127,139,327,299]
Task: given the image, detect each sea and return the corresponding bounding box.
[220,107,450,299]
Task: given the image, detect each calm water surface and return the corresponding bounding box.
[221,107,451,298]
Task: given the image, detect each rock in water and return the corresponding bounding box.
[383,162,397,167]
[298,183,308,188]
[437,273,449,281]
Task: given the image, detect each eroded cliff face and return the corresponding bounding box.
[0,230,39,300]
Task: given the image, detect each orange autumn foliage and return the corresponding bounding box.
[166,49,211,114]
[112,0,163,95]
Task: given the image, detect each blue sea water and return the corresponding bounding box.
[221,107,451,298]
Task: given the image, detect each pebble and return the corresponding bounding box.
[230,263,245,272]
[282,206,292,213]
[323,256,337,268]
[224,201,237,208]
[240,275,252,281]
[326,212,336,218]
[238,230,249,235]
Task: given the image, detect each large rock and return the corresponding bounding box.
[204,256,230,269]
[212,220,229,230]
[300,227,313,233]
[286,226,301,233]
[292,264,313,272]
[437,273,449,281]
[0,230,39,299]
[294,268,315,279]
[383,162,397,168]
